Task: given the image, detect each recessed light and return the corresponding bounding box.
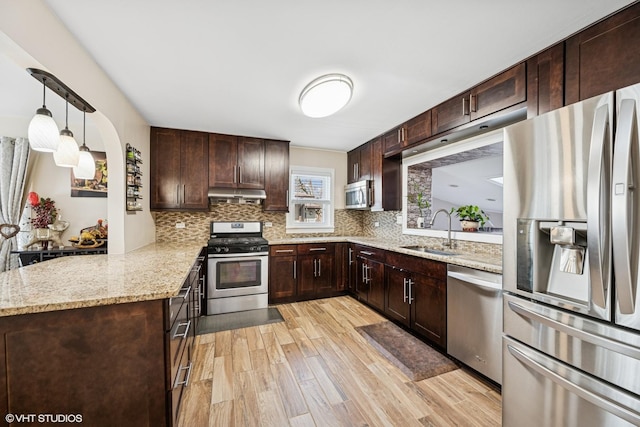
[449,184,459,188]
[486,198,496,202]
[441,139,448,143]
[299,74,353,118]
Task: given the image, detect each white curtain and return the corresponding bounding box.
[0,137,30,272]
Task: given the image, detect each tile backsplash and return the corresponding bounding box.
[154,205,501,257]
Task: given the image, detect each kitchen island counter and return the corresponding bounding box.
[268,236,502,274]
[0,241,206,317]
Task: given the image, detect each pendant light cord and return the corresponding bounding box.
[41,78,47,108]
[82,109,87,148]
[65,95,69,129]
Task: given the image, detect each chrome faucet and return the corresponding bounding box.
[429,209,453,248]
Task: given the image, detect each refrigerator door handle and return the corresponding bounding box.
[507,300,640,359]
[612,99,638,315]
[587,104,611,309]
[506,343,640,426]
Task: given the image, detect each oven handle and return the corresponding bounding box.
[208,252,269,259]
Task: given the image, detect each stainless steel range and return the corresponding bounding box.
[206,221,269,314]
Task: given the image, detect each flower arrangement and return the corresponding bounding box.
[28,191,58,229]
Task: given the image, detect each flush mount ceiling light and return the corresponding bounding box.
[299,73,353,118]
[27,77,60,152]
[73,110,95,179]
[53,95,80,168]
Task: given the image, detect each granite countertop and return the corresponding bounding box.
[268,236,502,274]
[0,242,206,317]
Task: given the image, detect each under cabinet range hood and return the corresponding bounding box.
[208,188,266,204]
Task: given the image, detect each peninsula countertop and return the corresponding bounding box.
[268,236,502,274]
[0,242,206,317]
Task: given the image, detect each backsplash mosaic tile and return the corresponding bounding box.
[155,205,501,258]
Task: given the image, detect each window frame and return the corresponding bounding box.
[286,166,335,233]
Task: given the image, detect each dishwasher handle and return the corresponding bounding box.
[447,270,502,291]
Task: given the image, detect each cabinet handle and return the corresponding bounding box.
[238,165,242,184]
[313,259,317,277]
[355,163,359,180]
[470,94,477,112]
[174,362,193,388]
[362,263,366,283]
[309,247,326,252]
[183,184,186,204]
[293,260,297,279]
[173,320,191,340]
[176,185,181,204]
[233,166,237,184]
[178,285,191,300]
[403,277,408,303]
[361,251,374,256]
[348,248,353,265]
[275,249,294,253]
[286,190,289,208]
[318,259,321,277]
[408,279,414,304]
[397,128,402,143]
[462,97,469,116]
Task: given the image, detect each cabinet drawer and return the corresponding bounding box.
[168,299,190,384]
[297,242,335,255]
[165,284,191,331]
[169,343,191,425]
[355,245,385,263]
[270,245,297,256]
[386,251,446,279]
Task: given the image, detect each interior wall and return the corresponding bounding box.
[290,147,347,209]
[0,1,155,254]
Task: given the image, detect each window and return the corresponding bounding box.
[286,166,334,233]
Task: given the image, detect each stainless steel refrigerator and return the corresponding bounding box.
[502,83,640,426]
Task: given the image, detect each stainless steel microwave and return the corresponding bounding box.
[345,180,372,209]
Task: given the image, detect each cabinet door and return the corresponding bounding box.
[405,110,432,146]
[431,92,471,135]
[347,149,359,184]
[382,127,403,156]
[237,137,265,189]
[470,62,526,121]
[355,257,369,302]
[527,43,564,118]
[269,255,297,303]
[208,134,238,188]
[180,130,209,210]
[367,259,385,311]
[263,139,290,212]
[314,253,335,297]
[370,138,383,211]
[358,143,372,181]
[297,255,317,299]
[150,127,181,209]
[384,266,410,327]
[565,2,640,104]
[411,273,446,348]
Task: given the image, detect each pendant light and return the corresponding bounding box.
[73,110,95,179]
[27,77,60,152]
[54,94,80,167]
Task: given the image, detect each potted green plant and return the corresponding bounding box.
[407,185,431,227]
[450,205,488,232]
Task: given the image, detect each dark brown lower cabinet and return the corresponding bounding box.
[269,243,341,303]
[355,245,386,311]
[384,252,447,349]
[0,258,202,426]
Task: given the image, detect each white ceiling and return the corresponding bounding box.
[2,0,636,152]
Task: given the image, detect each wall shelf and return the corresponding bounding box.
[126,143,143,212]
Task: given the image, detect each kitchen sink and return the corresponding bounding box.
[400,246,458,256]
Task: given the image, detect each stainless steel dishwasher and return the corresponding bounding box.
[447,264,503,384]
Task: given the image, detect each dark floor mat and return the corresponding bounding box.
[356,321,459,381]
[197,307,284,335]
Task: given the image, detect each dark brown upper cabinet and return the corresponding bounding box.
[347,142,371,184]
[432,63,526,135]
[565,2,640,104]
[209,134,264,189]
[527,43,565,118]
[383,110,432,156]
[263,139,290,212]
[150,127,209,210]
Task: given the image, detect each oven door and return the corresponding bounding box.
[207,252,268,300]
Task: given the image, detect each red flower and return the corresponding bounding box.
[28,191,39,207]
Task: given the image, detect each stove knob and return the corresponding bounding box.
[223,247,230,253]
[250,246,257,251]
[215,247,222,253]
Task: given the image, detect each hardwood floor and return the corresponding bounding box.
[178,296,501,426]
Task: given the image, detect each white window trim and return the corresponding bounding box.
[286,166,335,234]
